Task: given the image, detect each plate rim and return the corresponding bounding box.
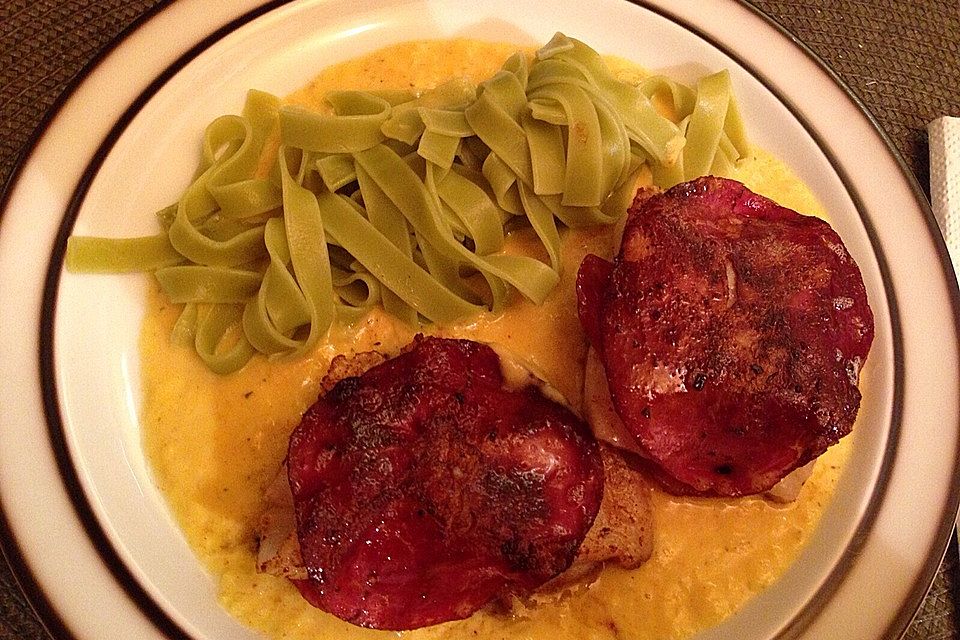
[0,1,957,639]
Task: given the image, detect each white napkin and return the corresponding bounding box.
[928,116,960,540]
[928,117,960,278]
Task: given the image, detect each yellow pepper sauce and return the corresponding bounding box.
[140,39,851,640]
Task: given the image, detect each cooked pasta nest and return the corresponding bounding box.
[66,33,748,373]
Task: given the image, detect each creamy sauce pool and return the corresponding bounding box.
[141,40,851,640]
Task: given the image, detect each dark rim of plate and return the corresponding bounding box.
[0,0,954,638]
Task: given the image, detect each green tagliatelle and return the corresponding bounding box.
[65,33,749,374]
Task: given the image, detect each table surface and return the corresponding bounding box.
[1,0,958,638]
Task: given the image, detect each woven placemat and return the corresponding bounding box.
[1,1,958,638]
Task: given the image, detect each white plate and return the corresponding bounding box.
[1,0,958,638]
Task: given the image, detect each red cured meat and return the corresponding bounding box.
[577,177,874,496]
[287,336,604,630]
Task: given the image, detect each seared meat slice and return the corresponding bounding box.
[286,336,604,630]
[582,346,813,502]
[577,177,873,496]
[257,443,653,591]
[255,351,389,581]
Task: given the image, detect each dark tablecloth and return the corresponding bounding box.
[1,0,958,638]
